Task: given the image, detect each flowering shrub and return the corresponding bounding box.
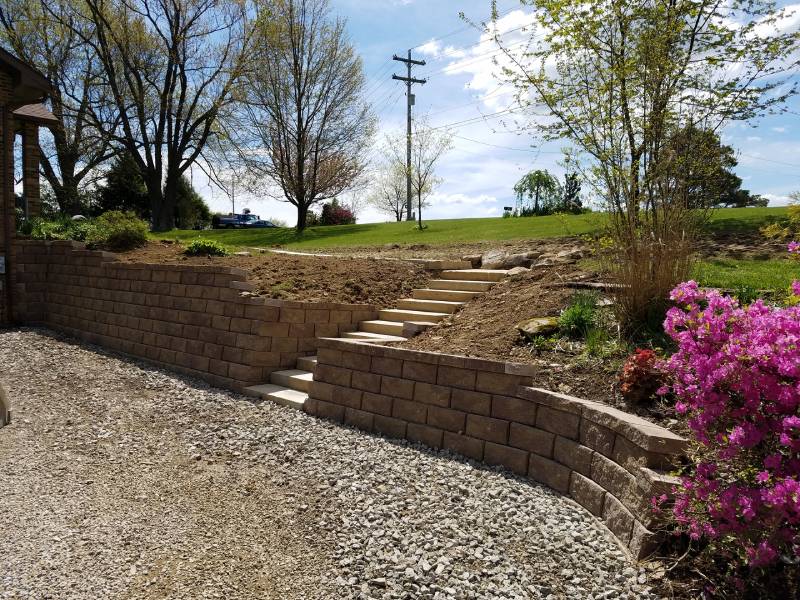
[660,262,800,567]
[320,200,356,226]
[618,349,661,404]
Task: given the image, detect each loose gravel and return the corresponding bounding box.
[0,328,655,599]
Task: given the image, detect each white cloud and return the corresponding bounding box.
[430,192,497,206]
[772,126,787,133]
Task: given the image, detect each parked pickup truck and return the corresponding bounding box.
[212,213,277,229]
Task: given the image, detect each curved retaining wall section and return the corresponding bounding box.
[11,240,377,389]
[305,337,685,559]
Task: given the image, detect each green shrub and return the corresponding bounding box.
[558,291,598,338]
[184,238,229,257]
[24,215,94,242]
[87,211,148,251]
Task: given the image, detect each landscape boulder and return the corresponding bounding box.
[507,266,530,276]
[462,254,483,268]
[517,316,559,340]
[481,249,508,269]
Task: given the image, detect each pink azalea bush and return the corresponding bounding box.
[659,246,800,568]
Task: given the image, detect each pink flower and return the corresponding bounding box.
[661,281,800,568]
[788,241,800,254]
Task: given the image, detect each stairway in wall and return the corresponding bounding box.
[243,269,509,409]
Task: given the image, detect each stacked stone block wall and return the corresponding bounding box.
[306,337,685,559]
[12,240,377,389]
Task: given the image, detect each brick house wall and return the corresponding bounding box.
[12,240,377,389]
[305,336,686,559]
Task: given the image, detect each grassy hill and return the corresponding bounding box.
[152,206,788,250]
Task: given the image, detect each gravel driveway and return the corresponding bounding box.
[0,329,654,599]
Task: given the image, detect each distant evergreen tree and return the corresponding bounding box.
[174,176,211,229]
[96,153,150,219]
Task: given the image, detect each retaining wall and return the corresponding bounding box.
[305,337,685,559]
[11,240,377,389]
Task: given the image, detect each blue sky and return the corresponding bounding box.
[195,0,800,224]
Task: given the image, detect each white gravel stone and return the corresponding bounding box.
[0,328,646,599]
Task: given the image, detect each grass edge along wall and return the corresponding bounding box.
[11,239,377,390]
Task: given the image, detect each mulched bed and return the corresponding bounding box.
[117,241,430,306]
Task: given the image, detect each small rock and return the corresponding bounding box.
[507,266,530,276]
[517,316,559,339]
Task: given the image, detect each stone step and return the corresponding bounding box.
[243,384,307,410]
[360,319,406,336]
[412,288,482,302]
[428,279,494,292]
[342,331,408,343]
[396,298,464,314]
[379,308,450,323]
[441,269,508,282]
[405,258,473,270]
[296,355,318,371]
[270,369,314,393]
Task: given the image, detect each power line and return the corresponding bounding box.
[410,3,521,51]
[392,50,427,220]
[739,152,800,169]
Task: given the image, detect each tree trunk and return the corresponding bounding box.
[146,172,173,232]
[54,178,82,216]
[296,202,308,233]
[417,191,423,230]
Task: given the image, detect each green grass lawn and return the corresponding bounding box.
[693,257,800,293]
[151,206,789,250]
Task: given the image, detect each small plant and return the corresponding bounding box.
[733,284,760,306]
[584,327,626,359]
[618,348,661,404]
[184,238,229,257]
[558,291,598,338]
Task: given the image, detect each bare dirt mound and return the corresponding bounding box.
[119,242,430,306]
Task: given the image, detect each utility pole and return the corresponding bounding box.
[392,50,426,221]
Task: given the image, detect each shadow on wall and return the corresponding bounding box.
[0,382,10,426]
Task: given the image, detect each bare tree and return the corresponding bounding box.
[56,0,251,231]
[233,0,375,232]
[389,120,452,229]
[369,158,406,222]
[0,0,118,214]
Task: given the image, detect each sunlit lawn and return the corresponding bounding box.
[151,206,789,250]
[693,257,800,293]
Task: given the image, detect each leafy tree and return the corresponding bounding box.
[513,169,561,216]
[369,159,407,222]
[387,120,452,229]
[57,0,251,231]
[175,176,211,229]
[562,172,582,213]
[96,152,150,218]
[0,0,118,215]
[491,0,800,330]
[666,125,761,209]
[233,0,375,232]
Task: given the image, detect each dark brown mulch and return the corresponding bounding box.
[117,242,430,306]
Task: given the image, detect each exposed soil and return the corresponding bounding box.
[401,264,679,429]
[119,242,430,306]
